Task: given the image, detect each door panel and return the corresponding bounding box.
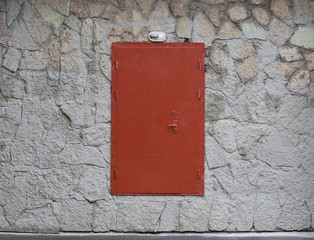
[111,43,204,195]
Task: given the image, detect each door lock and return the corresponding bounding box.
[168,120,178,134]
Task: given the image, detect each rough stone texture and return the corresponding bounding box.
[6,0,20,26]
[170,0,187,17]
[279,46,302,62]
[176,17,192,39]
[0,74,25,99]
[290,26,314,49]
[85,1,106,18]
[192,12,216,47]
[44,122,67,153]
[227,39,255,60]
[21,3,52,46]
[0,12,6,37]
[71,0,88,18]
[227,4,249,22]
[116,202,165,232]
[155,201,180,231]
[20,50,49,70]
[137,0,154,15]
[287,69,310,95]
[0,0,313,234]
[81,18,93,54]
[14,206,59,232]
[78,166,107,202]
[254,195,281,231]
[93,200,117,232]
[81,124,110,147]
[252,7,270,27]
[209,43,232,73]
[60,26,81,53]
[100,55,111,80]
[277,198,311,230]
[208,120,236,154]
[269,18,294,46]
[60,198,93,231]
[218,21,242,39]
[235,55,260,83]
[256,128,303,167]
[251,0,264,4]
[205,6,221,28]
[35,4,65,31]
[304,52,314,71]
[179,200,211,231]
[148,0,175,33]
[46,0,71,16]
[132,10,143,37]
[255,41,278,66]
[64,14,81,32]
[292,0,314,24]
[240,18,268,40]
[2,47,21,72]
[205,135,227,169]
[8,20,38,50]
[271,0,292,19]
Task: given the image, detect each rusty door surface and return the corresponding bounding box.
[111,42,205,195]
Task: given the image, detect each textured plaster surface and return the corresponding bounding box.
[0,0,313,233]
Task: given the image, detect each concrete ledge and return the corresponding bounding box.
[0,232,314,240]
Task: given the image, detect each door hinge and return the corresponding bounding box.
[197,169,201,179]
[197,89,201,100]
[115,60,119,70]
[115,90,118,100]
[114,169,118,179]
[198,59,201,70]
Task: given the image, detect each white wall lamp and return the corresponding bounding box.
[148,31,167,42]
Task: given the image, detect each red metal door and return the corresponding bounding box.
[111,43,205,195]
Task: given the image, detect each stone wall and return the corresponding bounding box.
[0,0,313,233]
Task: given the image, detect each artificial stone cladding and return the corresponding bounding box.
[0,0,313,233]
